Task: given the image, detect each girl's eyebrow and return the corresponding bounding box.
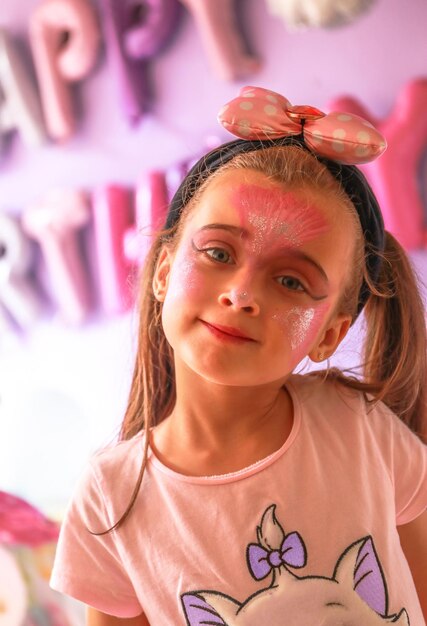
[276,248,329,284]
[197,223,246,236]
[196,223,329,284]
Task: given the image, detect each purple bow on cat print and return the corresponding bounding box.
[247,531,307,580]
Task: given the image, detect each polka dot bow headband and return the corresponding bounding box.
[218,86,387,165]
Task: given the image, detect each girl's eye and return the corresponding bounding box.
[205,247,233,264]
[277,276,306,292]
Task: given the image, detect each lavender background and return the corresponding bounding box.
[0,0,426,516]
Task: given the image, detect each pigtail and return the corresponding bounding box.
[120,238,176,442]
[91,232,176,535]
[362,231,427,442]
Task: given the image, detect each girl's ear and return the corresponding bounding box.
[308,314,352,363]
[152,246,173,302]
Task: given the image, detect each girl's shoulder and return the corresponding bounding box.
[88,431,148,486]
[289,372,426,453]
[288,371,366,416]
[68,432,148,524]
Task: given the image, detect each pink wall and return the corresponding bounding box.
[1,0,426,514]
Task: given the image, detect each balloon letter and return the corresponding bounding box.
[22,189,92,325]
[124,170,169,266]
[179,0,261,81]
[92,185,135,314]
[29,0,100,141]
[0,213,43,329]
[329,79,427,250]
[100,0,180,124]
[0,29,46,151]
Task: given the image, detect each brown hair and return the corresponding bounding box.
[327,230,427,441]
[102,145,426,532]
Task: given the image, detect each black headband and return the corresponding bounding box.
[165,136,385,318]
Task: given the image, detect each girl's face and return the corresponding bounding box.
[155,168,356,387]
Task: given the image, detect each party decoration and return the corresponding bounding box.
[219,86,387,165]
[0,490,59,546]
[92,185,135,314]
[0,544,28,626]
[0,491,83,626]
[22,189,92,325]
[165,161,190,199]
[100,0,180,125]
[179,0,261,81]
[0,213,43,330]
[124,171,169,266]
[329,78,427,249]
[163,137,222,200]
[0,29,46,154]
[29,0,101,142]
[265,0,376,29]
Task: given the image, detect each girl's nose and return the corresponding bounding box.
[218,287,260,315]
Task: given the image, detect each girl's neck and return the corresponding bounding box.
[150,365,294,477]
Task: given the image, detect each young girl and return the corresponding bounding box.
[50,87,427,626]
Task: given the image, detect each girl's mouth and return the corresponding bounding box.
[200,320,255,342]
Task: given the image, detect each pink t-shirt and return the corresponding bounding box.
[50,375,427,625]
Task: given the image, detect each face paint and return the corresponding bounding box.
[232,184,328,254]
[164,242,201,301]
[285,307,316,350]
[272,303,329,365]
[233,290,249,302]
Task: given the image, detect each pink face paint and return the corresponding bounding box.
[272,303,329,366]
[232,184,329,254]
[163,241,202,302]
[283,307,316,350]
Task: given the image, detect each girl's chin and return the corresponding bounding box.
[174,342,297,387]
[181,361,295,389]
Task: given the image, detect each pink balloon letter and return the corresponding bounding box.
[0,28,46,151]
[124,170,169,266]
[92,185,135,314]
[0,213,43,330]
[29,0,100,141]
[179,0,261,81]
[330,79,427,250]
[22,189,92,325]
[100,0,180,124]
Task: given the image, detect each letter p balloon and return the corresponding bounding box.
[29,0,101,142]
[100,0,180,124]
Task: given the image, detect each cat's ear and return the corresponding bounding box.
[256,504,285,549]
[181,592,237,625]
[387,609,410,625]
[334,537,388,616]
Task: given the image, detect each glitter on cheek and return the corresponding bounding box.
[272,303,329,356]
[164,244,202,301]
[272,307,314,349]
[288,307,316,350]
